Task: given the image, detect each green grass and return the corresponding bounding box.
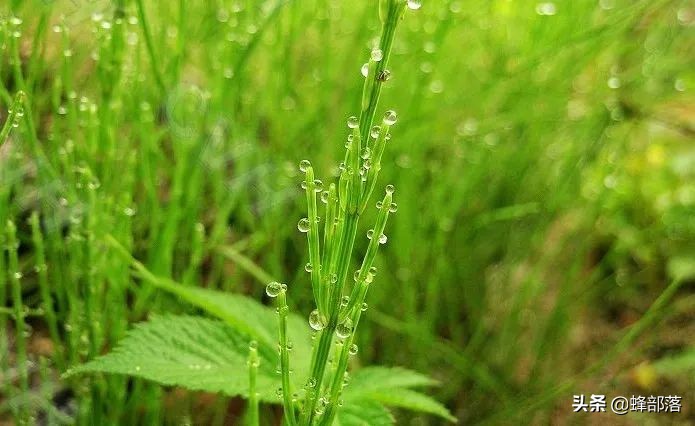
[1,0,694,424]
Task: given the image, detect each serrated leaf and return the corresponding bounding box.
[110,243,312,384]
[343,367,456,422]
[336,399,394,426]
[66,315,282,401]
[364,388,457,423]
[343,367,437,395]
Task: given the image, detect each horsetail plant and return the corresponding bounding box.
[70,0,453,424]
[264,1,414,424]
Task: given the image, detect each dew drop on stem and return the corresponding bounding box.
[313,179,323,192]
[383,110,397,126]
[336,319,353,339]
[407,0,422,10]
[309,309,326,331]
[297,218,310,232]
[266,281,283,297]
[371,48,383,62]
[361,63,369,78]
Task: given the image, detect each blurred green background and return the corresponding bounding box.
[0,0,693,424]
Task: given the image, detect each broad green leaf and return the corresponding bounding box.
[336,399,394,426]
[107,239,312,384]
[146,276,312,384]
[362,388,457,423]
[343,367,437,394]
[66,315,282,402]
[343,367,456,422]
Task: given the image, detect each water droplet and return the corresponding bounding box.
[347,116,359,129]
[367,229,374,240]
[378,234,388,244]
[286,341,293,351]
[361,62,369,78]
[361,147,371,159]
[371,48,383,62]
[313,179,324,192]
[607,76,621,89]
[361,302,368,312]
[389,202,398,213]
[336,319,353,339]
[276,387,283,398]
[298,218,310,232]
[377,69,391,82]
[266,281,283,297]
[249,341,258,349]
[363,159,372,170]
[321,191,329,203]
[349,344,358,355]
[13,272,23,280]
[370,126,381,139]
[535,2,557,15]
[330,273,338,284]
[309,309,326,331]
[305,263,313,273]
[368,266,377,275]
[301,181,308,190]
[354,270,361,281]
[315,397,328,415]
[299,160,311,173]
[383,110,397,126]
[385,184,395,194]
[341,296,349,307]
[306,377,317,388]
[407,0,422,10]
[376,201,383,209]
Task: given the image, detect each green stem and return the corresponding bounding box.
[247,341,260,426]
[7,220,28,423]
[0,91,25,147]
[30,212,64,369]
[304,166,323,314]
[277,290,297,426]
[134,0,166,95]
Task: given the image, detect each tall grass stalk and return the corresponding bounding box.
[263,1,415,424]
